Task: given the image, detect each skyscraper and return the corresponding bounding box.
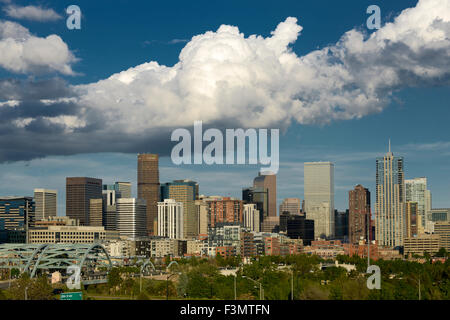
[253,172,277,218]
[161,180,198,238]
[66,177,102,226]
[242,187,268,225]
[405,177,430,235]
[304,162,335,239]
[348,185,371,244]
[89,198,103,227]
[116,198,147,239]
[279,198,302,216]
[157,199,184,239]
[375,143,405,248]
[115,182,132,198]
[102,185,117,231]
[137,154,159,235]
[34,189,57,220]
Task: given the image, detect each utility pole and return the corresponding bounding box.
[367,211,370,267]
[419,278,421,300]
[291,270,294,300]
[234,274,237,300]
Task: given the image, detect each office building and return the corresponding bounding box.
[261,216,279,233]
[375,144,405,248]
[243,203,260,232]
[115,182,132,198]
[403,234,440,256]
[137,154,160,235]
[242,187,268,224]
[304,162,335,239]
[161,180,198,238]
[116,198,147,239]
[28,225,118,244]
[66,177,102,226]
[348,185,370,244]
[89,198,103,227]
[429,208,450,223]
[279,198,302,216]
[196,200,208,236]
[35,216,79,227]
[285,213,315,246]
[157,199,184,239]
[102,187,117,231]
[253,172,277,218]
[405,177,430,235]
[334,210,349,242]
[34,189,57,220]
[434,222,450,251]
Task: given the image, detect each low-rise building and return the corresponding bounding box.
[404,234,441,256]
[28,225,119,244]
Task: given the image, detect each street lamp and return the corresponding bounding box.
[166,273,178,300]
[140,260,156,294]
[242,276,263,300]
[410,276,422,300]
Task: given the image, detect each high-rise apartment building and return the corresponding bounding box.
[405,201,420,238]
[116,198,147,239]
[279,198,302,215]
[375,144,405,248]
[137,154,160,235]
[34,189,57,220]
[161,180,198,238]
[304,162,335,239]
[253,172,277,218]
[66,177,102,226]
[348,185,371,244]
[208,197,243,227]
[157,199,184,239]
[405,177,430,235]
[243,203,260,232]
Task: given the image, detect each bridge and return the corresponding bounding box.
[0,243,113,285]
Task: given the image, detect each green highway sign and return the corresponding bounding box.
[60,292,83,300]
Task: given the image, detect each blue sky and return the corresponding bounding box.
[0,0,449,215]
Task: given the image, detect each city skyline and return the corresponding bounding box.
[1,141,449,216]
[0,0,448,216]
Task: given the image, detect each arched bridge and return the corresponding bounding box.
[0,243,112,285]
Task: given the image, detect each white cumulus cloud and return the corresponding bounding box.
[3,5,62,22]
[0,20,77,75]
[71,0,449,135]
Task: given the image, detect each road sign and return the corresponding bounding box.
[60,292,83,300]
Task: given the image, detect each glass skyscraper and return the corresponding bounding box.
[375,145,405,248]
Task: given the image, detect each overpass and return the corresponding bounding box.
[0,243,113,285]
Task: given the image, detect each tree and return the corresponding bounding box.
[435,248,448,258]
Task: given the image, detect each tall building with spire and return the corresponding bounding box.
[137,154,160,235]
[375,141,405,248]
